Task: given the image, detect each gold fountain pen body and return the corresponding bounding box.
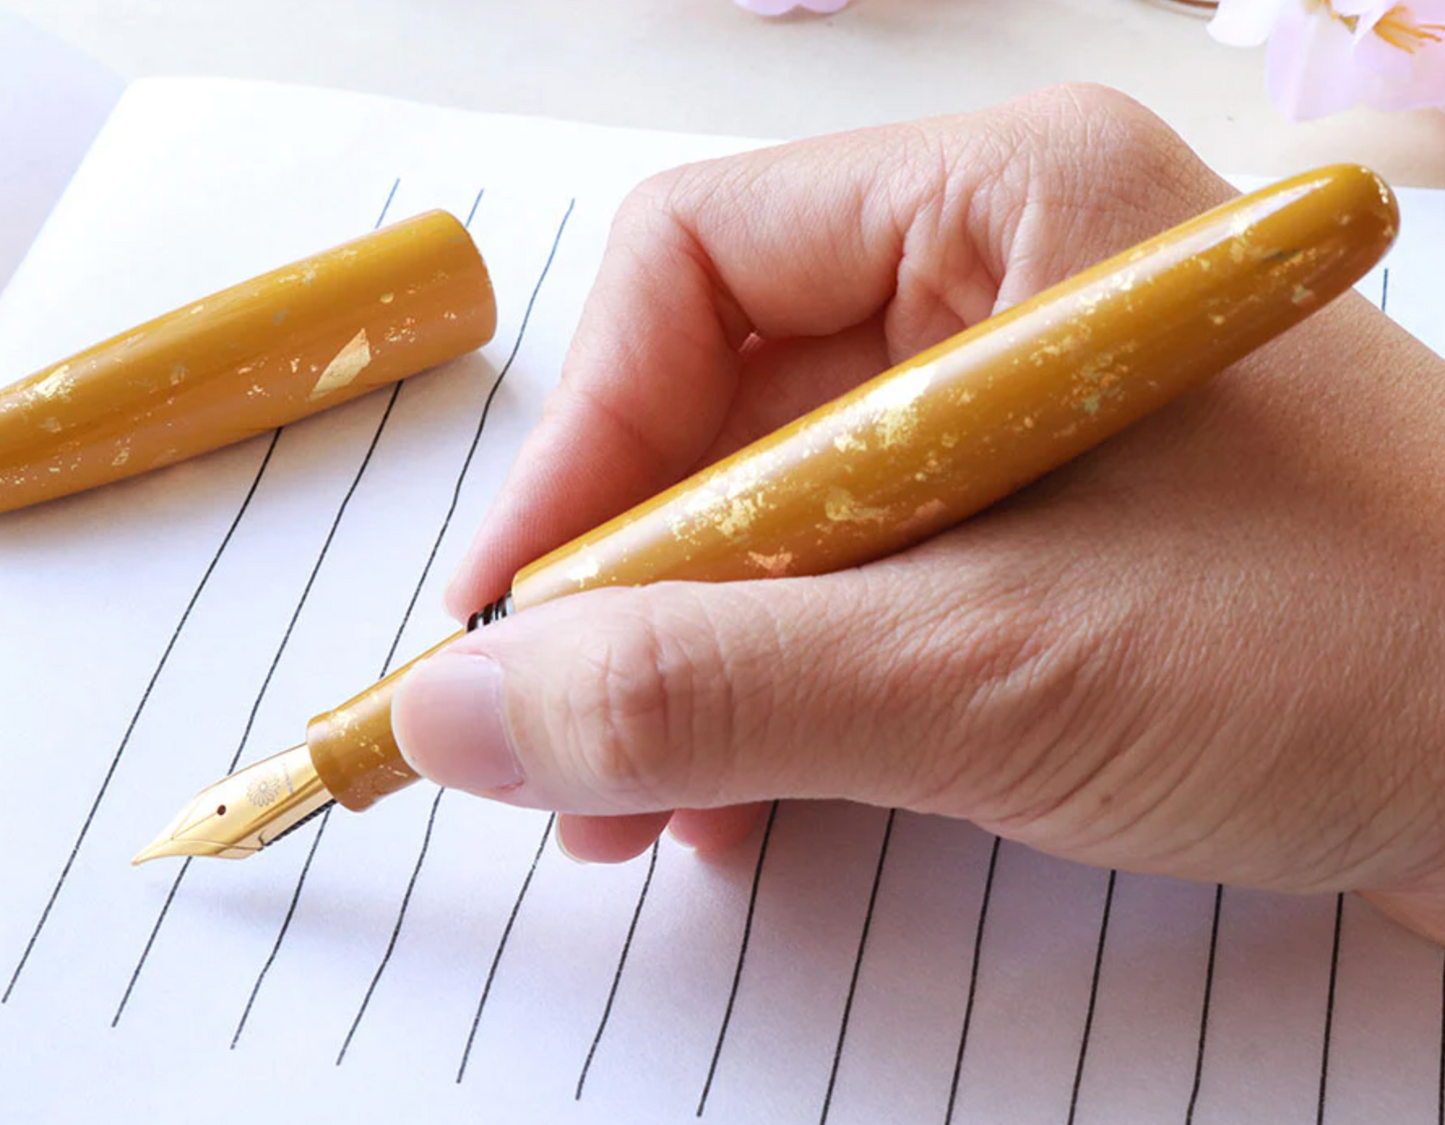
[135,164,1400,864]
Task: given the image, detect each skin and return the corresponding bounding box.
[391,83,1445,944]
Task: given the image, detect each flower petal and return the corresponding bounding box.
[1331,0,1387,17]
[1346,0,1445,103]
[1265,3,1369,118]
[1209,0,1297,46]
[733,0,848,13]
[1353,18,1417,80]
[1360,36,1445,110]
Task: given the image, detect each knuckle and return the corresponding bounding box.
[893,554,1130,819]
[613,169,683,234]
[947,597,1085,749]
[985,83,1224,288]
[1051,82,1161,132]
[1019,82,1176,158]
[565,607,677,801]
[604,169,702,269]
[1046,84,1220,226]
[553,591,724,804]
[614,159,739,246]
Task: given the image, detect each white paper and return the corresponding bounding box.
[0,10,123,296]
[3,79,1445,1124]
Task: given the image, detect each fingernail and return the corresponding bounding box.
[394,652,525,794]
[554,819,590,865]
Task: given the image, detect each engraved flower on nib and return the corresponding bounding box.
[245,773,284,808]
[1210,0,1445,118]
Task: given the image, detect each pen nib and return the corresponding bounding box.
[133,743,335,864]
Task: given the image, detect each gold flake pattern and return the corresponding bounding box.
[309,330,373,400]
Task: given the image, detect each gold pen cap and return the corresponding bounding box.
[0,210,496,515]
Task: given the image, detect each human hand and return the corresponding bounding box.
[393,84,1445,942]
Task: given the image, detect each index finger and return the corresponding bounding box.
[442,119,1002,617]
[443,84,1201,617]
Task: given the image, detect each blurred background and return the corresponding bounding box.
[7,0,1445,184]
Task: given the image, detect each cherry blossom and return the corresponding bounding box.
[1211,0,1445,118]
[733,0,850,16]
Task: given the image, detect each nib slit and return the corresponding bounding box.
[131,744,333,864]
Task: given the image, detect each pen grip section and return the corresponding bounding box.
[308,630,464,810]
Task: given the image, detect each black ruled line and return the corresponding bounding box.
[226,804,336,1046]
[1066,869,1118,1125]
[464,187,484,230]
[378,179,401,225]
[3,429,282,1005]
[376,179,400,229]
[334,789,445,1064]
[819,809,897,1125]
[110,857,190,1027]
[1185,885,1224,1125]
[110,179,405,1029]
[697,801,780,1117]
[230,806,333,1047]
[377,195,571,680]
[115,375,402,1028]
[221,380,404,783]
[943,835,1002,1125]
[321,199,575,1060]
[456,813,555,1084]
[238,194,570,1053]
[221,187,535,1050]
[1381,266,1392,313]
[230,188,515,1052]
[576,841,661,1100]
[1316,894,1344,1125]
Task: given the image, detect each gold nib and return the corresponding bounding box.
[133,743,335,864]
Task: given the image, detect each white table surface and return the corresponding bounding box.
[9,0,1445,187]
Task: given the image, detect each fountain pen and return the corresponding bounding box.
[134,164,1398,864]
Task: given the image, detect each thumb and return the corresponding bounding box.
[390,561,1070,818]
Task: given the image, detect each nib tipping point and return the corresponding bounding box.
[131,840,170,866]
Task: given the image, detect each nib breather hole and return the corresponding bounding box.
[216,805,227,816]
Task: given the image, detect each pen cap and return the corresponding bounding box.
[0,210,496,514]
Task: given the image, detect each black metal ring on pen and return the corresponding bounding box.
[467,591,515,632]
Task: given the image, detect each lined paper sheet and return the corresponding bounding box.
[2,78,1445,1124]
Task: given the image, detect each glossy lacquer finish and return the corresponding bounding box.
[172,166,1402,827]
[0,210,496,514]
[513,165,1397,605]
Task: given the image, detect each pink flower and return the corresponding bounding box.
[733,0,849,15]
[1210,0,1445,119]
